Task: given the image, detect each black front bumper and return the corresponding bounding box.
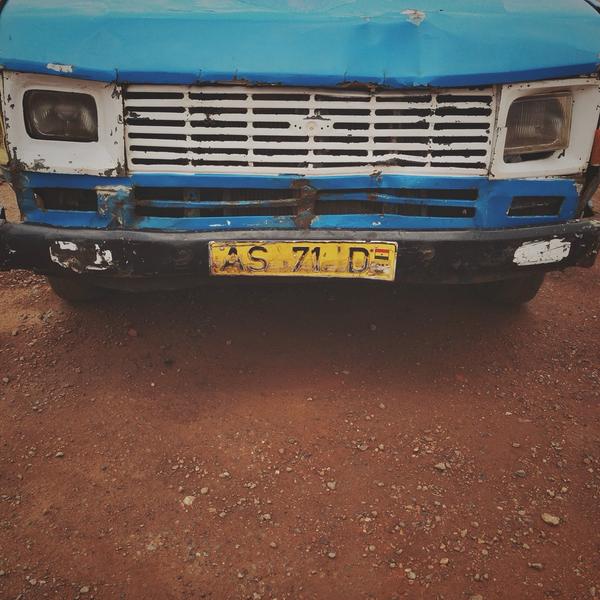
[1,219,599,286]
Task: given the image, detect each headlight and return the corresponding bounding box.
[504,92,572,159]
[23,90,98,142]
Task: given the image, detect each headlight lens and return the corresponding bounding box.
[504,92,572,159]
[23,90,98,142]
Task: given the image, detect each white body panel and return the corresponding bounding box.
[1,72,598,181]
[1,72,124,176]
[491,78,600,179]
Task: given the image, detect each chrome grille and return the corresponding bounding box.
[124,85,496,175]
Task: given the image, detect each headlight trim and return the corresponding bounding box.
[491,78,600,180]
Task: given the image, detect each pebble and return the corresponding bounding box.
[80,586,90,594]
[261,513,272,521]
[434,462,447,472]
[541,513,560,526]
[440,558,449,565]
[514,470,527,478]
[183,496,195,506]
[406,570,416,580]
[2,377,9,384]
[326,481,337,491]
[528,563,544,571]
[327,551,337,559]
[200,487,209,495]
[55,451,65,458]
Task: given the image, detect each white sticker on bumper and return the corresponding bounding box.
[513,238,571,267]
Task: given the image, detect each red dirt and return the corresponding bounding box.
[1,186,599,599]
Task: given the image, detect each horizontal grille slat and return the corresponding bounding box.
[125,84,496,175]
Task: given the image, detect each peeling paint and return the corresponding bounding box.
[88,245,113,271]
[49,240,114,273]
[513,238,571,266]
[402,9,426,26]
[57,241,78,251]
[46,63,73,73]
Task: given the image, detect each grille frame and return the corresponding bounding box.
[124,84,498,176]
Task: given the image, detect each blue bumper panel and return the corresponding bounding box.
[10,172,581,233]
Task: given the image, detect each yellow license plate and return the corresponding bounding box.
[209,241,397,281]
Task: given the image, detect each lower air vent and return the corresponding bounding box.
[34,188,98,212]
[508,196,564,217]
[133,187,478,219]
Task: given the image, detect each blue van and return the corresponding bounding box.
[1,0,599,303]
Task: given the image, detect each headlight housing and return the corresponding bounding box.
[504,92,573,160]
[23,89,98,142]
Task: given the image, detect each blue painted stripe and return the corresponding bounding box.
[12,171,581,232]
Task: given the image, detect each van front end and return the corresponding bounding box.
[1,1,600,303]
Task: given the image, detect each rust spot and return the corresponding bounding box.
[291,180,317,229]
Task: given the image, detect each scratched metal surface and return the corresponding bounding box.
[0,0,598,86]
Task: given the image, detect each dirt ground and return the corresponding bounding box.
[1,184,599,600]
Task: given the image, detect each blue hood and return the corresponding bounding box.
[0,0,599,87]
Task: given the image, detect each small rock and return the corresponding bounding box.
[528,563,544,571]
[200,487,209,495]
[269,542,278,548]
[406,570,416,580]
[541,513,560,526]
[127,328,138,337]
[514,470,527,478]
[2,377,9,384]
[327,551,336,559]
[326,481,337,491]
[434,462,447,472]
[357,443,369,452]
[440,558,449,565]
[183,496,195,506]
[260,513,272,521]
[80,586,90,594]
[55,451,65,458]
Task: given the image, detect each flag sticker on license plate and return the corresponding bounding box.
[374,247,391,261]
[209,241,397,281]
